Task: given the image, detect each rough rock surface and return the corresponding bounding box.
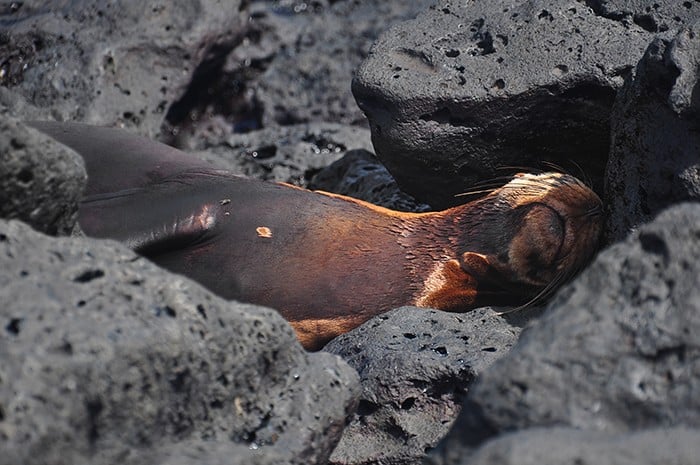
[0,0,243,137]
[310,149,431,212]
[252,0,435,129]
[190,123,373,187]
[163,0,434,149]
[0,219,360,465]
[429,202,700,461]
[352,0,700,208]
[586,0,700,34]
[0,116,86,235]
[428,427,700,465]
[606,20,700,242]
[324,307,528,465]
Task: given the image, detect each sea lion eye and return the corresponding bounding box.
[508,203,565,286]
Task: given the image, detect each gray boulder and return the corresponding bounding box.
[0,0,243,137]
[429,202,700,461]
[324,306,527,465]
[429,427,700,465]
[0,219,360,465]
[352,0,699,208]
[606,20,700,242]
[0,116,86,235]
[310,149,431,212]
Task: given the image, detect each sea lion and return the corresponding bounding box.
[30,121,603,350]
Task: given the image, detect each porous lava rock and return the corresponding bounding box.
[310,149,431,212]
[0,219,360,465]
[585,0,700,34]
[0,0,243,137]
[428,427,700,465]
[0,115,86,235]
[324,306,526,465]
[429,202,700,462]
[163,0,434,148]
[189,123,373,187]
[352,0,700,208]
[252,0,435,129]
[606,20,700,242]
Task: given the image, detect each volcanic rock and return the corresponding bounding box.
[351,0,700,208]
[429,202,700,461]
[324,306,528,465]
[0,219,360,465]
[0,115,86,235]
[606,20,700,242]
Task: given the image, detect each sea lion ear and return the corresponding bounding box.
[460,252,492,278]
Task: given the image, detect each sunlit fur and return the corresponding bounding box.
[29,119,605,349]
[406,172,603,311]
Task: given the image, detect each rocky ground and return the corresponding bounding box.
[1,1,699,464]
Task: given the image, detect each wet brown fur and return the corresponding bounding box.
[28,122,604,350]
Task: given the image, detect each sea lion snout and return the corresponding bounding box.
[446,172,603,305]
[494,172,603,296]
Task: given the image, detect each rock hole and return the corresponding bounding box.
[445,49,460,58]
[0,234,6,241]
[197,304,207,319]
[249,145,277,159]
[60,340,73,355]
[5,318,21,335]
[210,399,224,409]
[403,332,416,339]
[538,10,553,21]
[19,270,28,277]
[169,369,189,392]
[154,305,177,318]
[17,168,33,184]
[73,269,105,283]
[0,404,4,421]
[638,232,669,262]
[683,1,692,8]
[357,399,381,416]
[433,346,448,356]
[86,398,103,444]
[491,78,505,90]
[482,347,497,352]
[217,374,230,386]
[401,397,416,410]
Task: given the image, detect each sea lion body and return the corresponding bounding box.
[30,122,604,349]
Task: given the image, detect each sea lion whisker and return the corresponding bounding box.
[496,270,568,315]
[454,187,502,197]
[539,160,569,175]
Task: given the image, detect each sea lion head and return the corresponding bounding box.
[456,172,604,304]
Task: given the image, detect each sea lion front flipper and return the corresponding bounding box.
[78,177,226,258]
[27,121,221,196]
